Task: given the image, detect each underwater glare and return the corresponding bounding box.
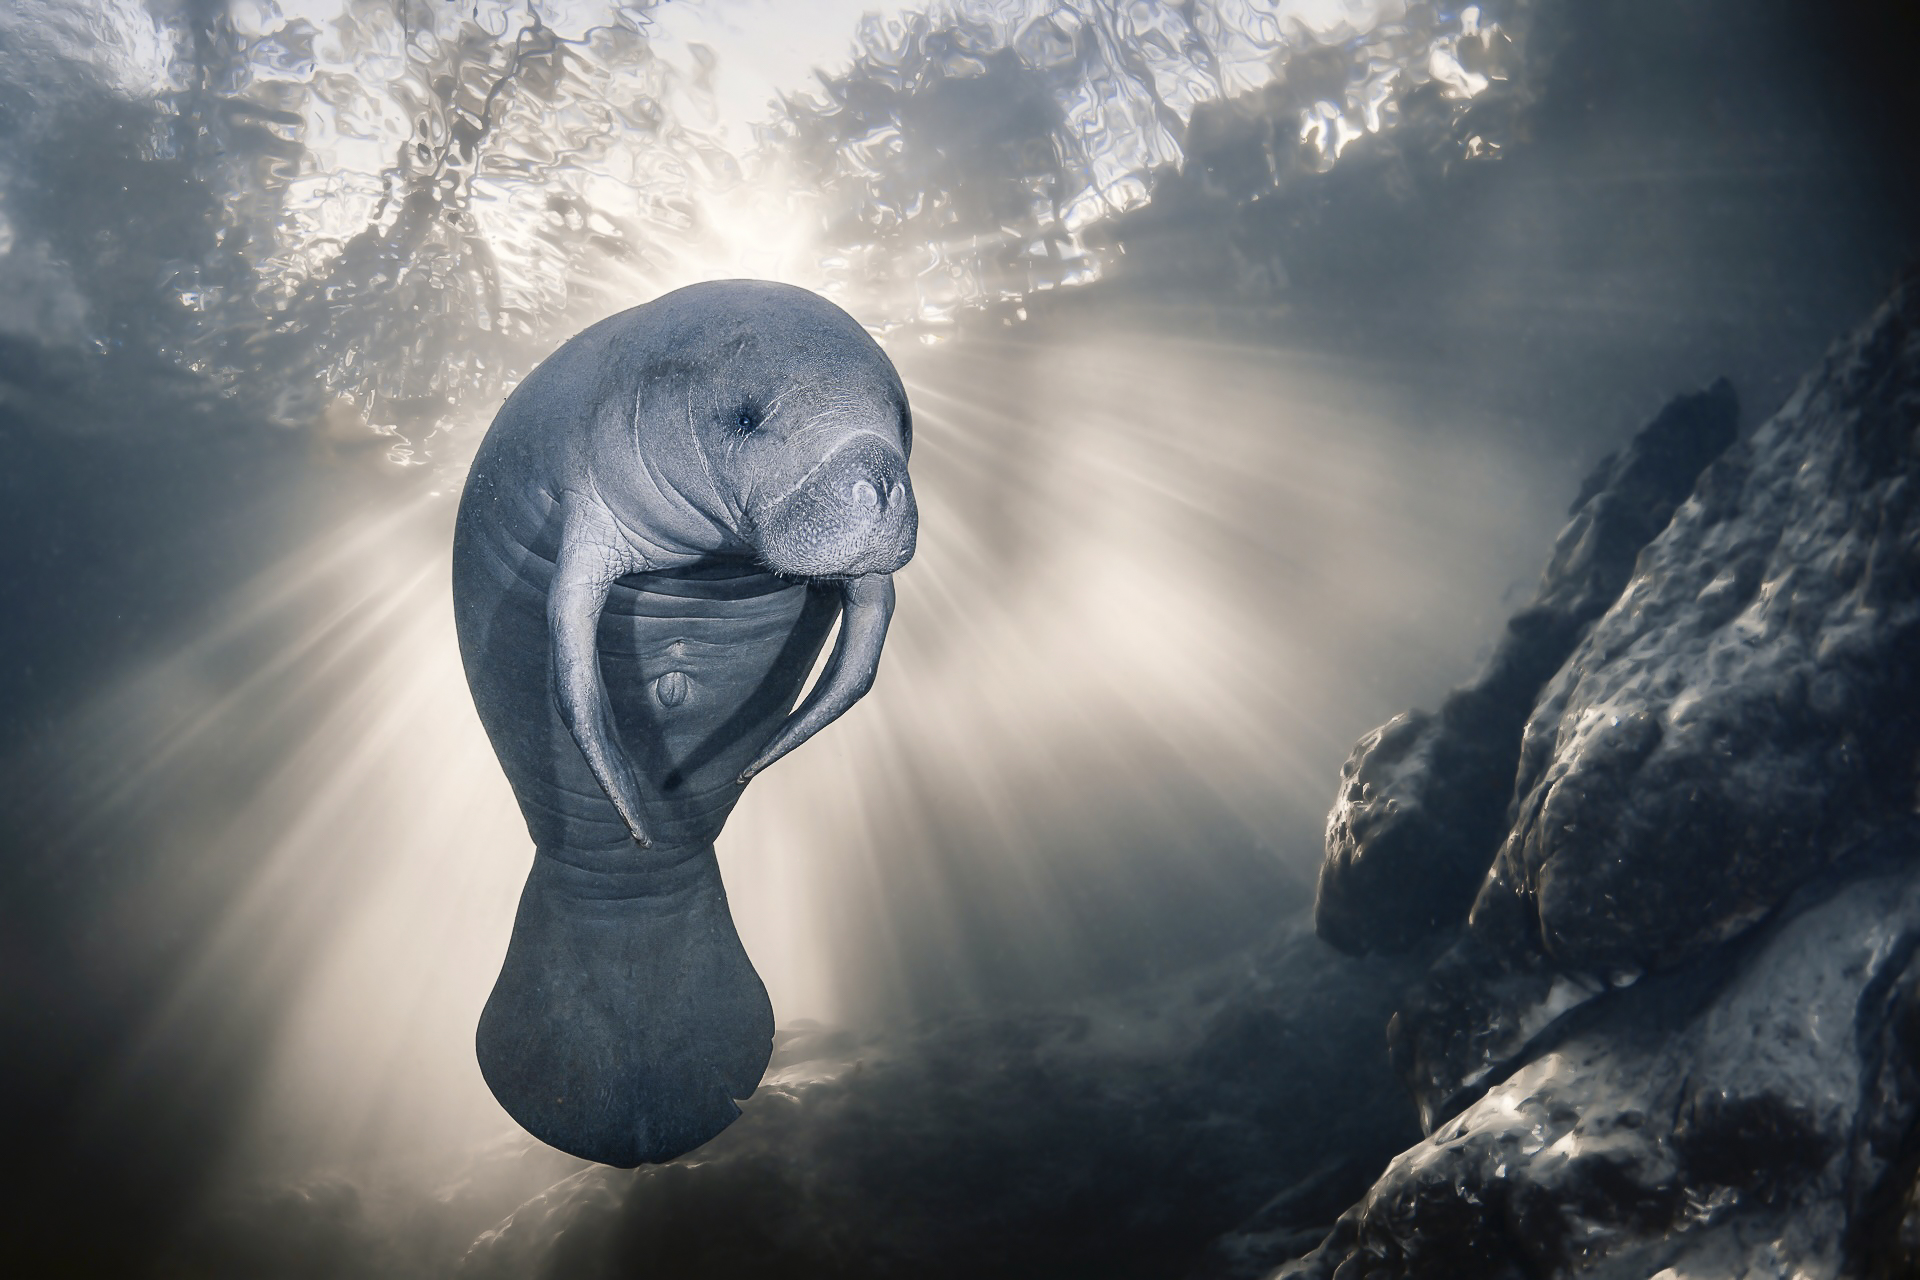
[4,0,1916,1274]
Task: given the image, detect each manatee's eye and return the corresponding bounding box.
[734,409,757,432]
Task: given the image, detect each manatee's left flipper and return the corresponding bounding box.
[549,495,655,846]
[739,571,895,781]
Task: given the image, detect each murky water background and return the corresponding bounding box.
[2,0,1914,1272]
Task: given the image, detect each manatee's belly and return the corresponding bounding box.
[454,524,839,859]
[598,565,839,848]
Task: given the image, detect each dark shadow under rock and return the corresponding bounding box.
[1316,379,1738,956]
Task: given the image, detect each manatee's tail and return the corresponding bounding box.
[476,845,773,1167]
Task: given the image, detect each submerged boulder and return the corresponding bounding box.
[1284,271,1920,1275]
[1474,282,1920,972]
[1285,832,1920,1279]
[1316,382,1738,956]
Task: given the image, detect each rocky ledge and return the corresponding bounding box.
[1286,270,1920,1277]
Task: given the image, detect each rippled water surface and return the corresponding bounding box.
[3,0,1914,1273]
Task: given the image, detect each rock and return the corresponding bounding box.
[1192,1155,1406,1280]
[1384,272,1920,1131]
[1282,833,1920,1279]
[1474,274,1920,973]
[1283,273,1920,1275]
[1316,380,1738,956]
[1379,931,1599,1132]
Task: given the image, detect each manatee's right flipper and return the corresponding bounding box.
[549,495,654,846]
[475,845,775,1167]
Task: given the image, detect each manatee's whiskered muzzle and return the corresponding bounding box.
[753,434,917,578]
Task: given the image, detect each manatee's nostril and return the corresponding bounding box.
[888,482,905,506]
[851,480,880,511]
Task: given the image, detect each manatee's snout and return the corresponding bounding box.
[755,434,917,579]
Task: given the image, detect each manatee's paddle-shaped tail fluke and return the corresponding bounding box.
[549,496,653,846]
[476,844,774,1168]
[738,572,895,782]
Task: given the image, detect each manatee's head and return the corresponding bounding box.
[660,281,917,580]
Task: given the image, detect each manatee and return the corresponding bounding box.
[451,280,916,1166]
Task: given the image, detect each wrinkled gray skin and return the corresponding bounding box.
[452,281,916,1167]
